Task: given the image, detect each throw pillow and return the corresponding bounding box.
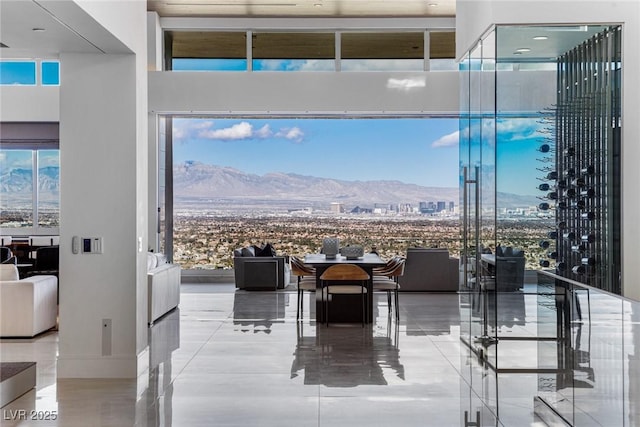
[258,243,277,257]
[241,246,255,257]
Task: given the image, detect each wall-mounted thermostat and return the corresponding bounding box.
[83,237,103,254]
[72,236,103,254]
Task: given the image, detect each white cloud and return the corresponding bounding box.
[173,119,305,143]
[198,122,253,140]
[255,124,273,138]
[173,119,215,141]
[276,127,304,142]
[432,130,459,148]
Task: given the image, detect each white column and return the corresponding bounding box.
[57,52,148,378]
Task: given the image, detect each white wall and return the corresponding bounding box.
[57,0,148,378]
[149,71,459,115]
[0,86,59,122]
[456,0,640,301]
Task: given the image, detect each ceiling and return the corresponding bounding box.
[148,0,456,18]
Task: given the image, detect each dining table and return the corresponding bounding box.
[303,253,387,324]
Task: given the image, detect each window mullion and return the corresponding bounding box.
[32,150,39,231]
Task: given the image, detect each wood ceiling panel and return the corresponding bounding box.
[342,32,423,59]
[253,32,335,59]
[170,30,455,60]
[430,31,455,58]
[171,31,246,58]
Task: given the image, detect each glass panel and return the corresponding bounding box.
[0,150,33,227]
[253,59,334,72]
[340,59,422,72]
[0,61,36,85]
[37,150,59,228]
[172,58,247,71]
[429,59,457,71]
[41,61,60,85]
[170,117,460,270]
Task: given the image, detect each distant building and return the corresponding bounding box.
[330,202,344,213]
[437,201,446,212]
[351,206,372,214]
[449,201,455,212]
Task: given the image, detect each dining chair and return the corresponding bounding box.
[372,257,405,320]
[320,264,369,327]
[291,256,317,321]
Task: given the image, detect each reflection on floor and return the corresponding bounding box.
[0,284,636,426]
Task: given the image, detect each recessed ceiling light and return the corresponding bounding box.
[32,28,46,32]
[314,3,322,6]
[533,36,548,40]
[513,52,523,55]
[428,3,438,6]
[515,48,531,53]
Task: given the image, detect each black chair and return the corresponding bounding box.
[27,245,59,277]
[0,246,13,263]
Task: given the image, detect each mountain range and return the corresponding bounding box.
[0,162,538,209]
[173,161,538,208]
[0,166,59,193]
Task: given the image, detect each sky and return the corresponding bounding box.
[172,117,461,188]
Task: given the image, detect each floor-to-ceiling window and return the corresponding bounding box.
[0,123,60,234]
[166,116,461,270]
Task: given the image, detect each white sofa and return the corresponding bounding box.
[147,253,181,325]
[0,264,58,337]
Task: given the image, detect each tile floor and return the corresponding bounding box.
[1,284,628,426]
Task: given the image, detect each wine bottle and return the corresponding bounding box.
[581,233,596,243]
[580,188,595,198]
[581,165,595,176]
[538,202,550,211]
[556,262,566,272]
[572,243,588,252]
[546,171,558,180]
[540,259,551,267]
[547,191,558,200]
[566,188,577,198]
[563,168,576,178]
[548,251,558,259]
[564,147,575,156]
[538,183,550,191]
[572,265,586,275]
[572,199,586,209]
[557,179,568,189]
[572,177,586,187]
[539,144,551,153]
[563,231,576,240]
[547,231,558,239]
[581,257,596,266]
[581,211,596,220]
[539,240,550,249]
[557,221,567,229]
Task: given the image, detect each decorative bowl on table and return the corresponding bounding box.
[322,237,340,259]
[341,245,364,260]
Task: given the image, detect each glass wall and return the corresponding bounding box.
[459,23,624,426]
